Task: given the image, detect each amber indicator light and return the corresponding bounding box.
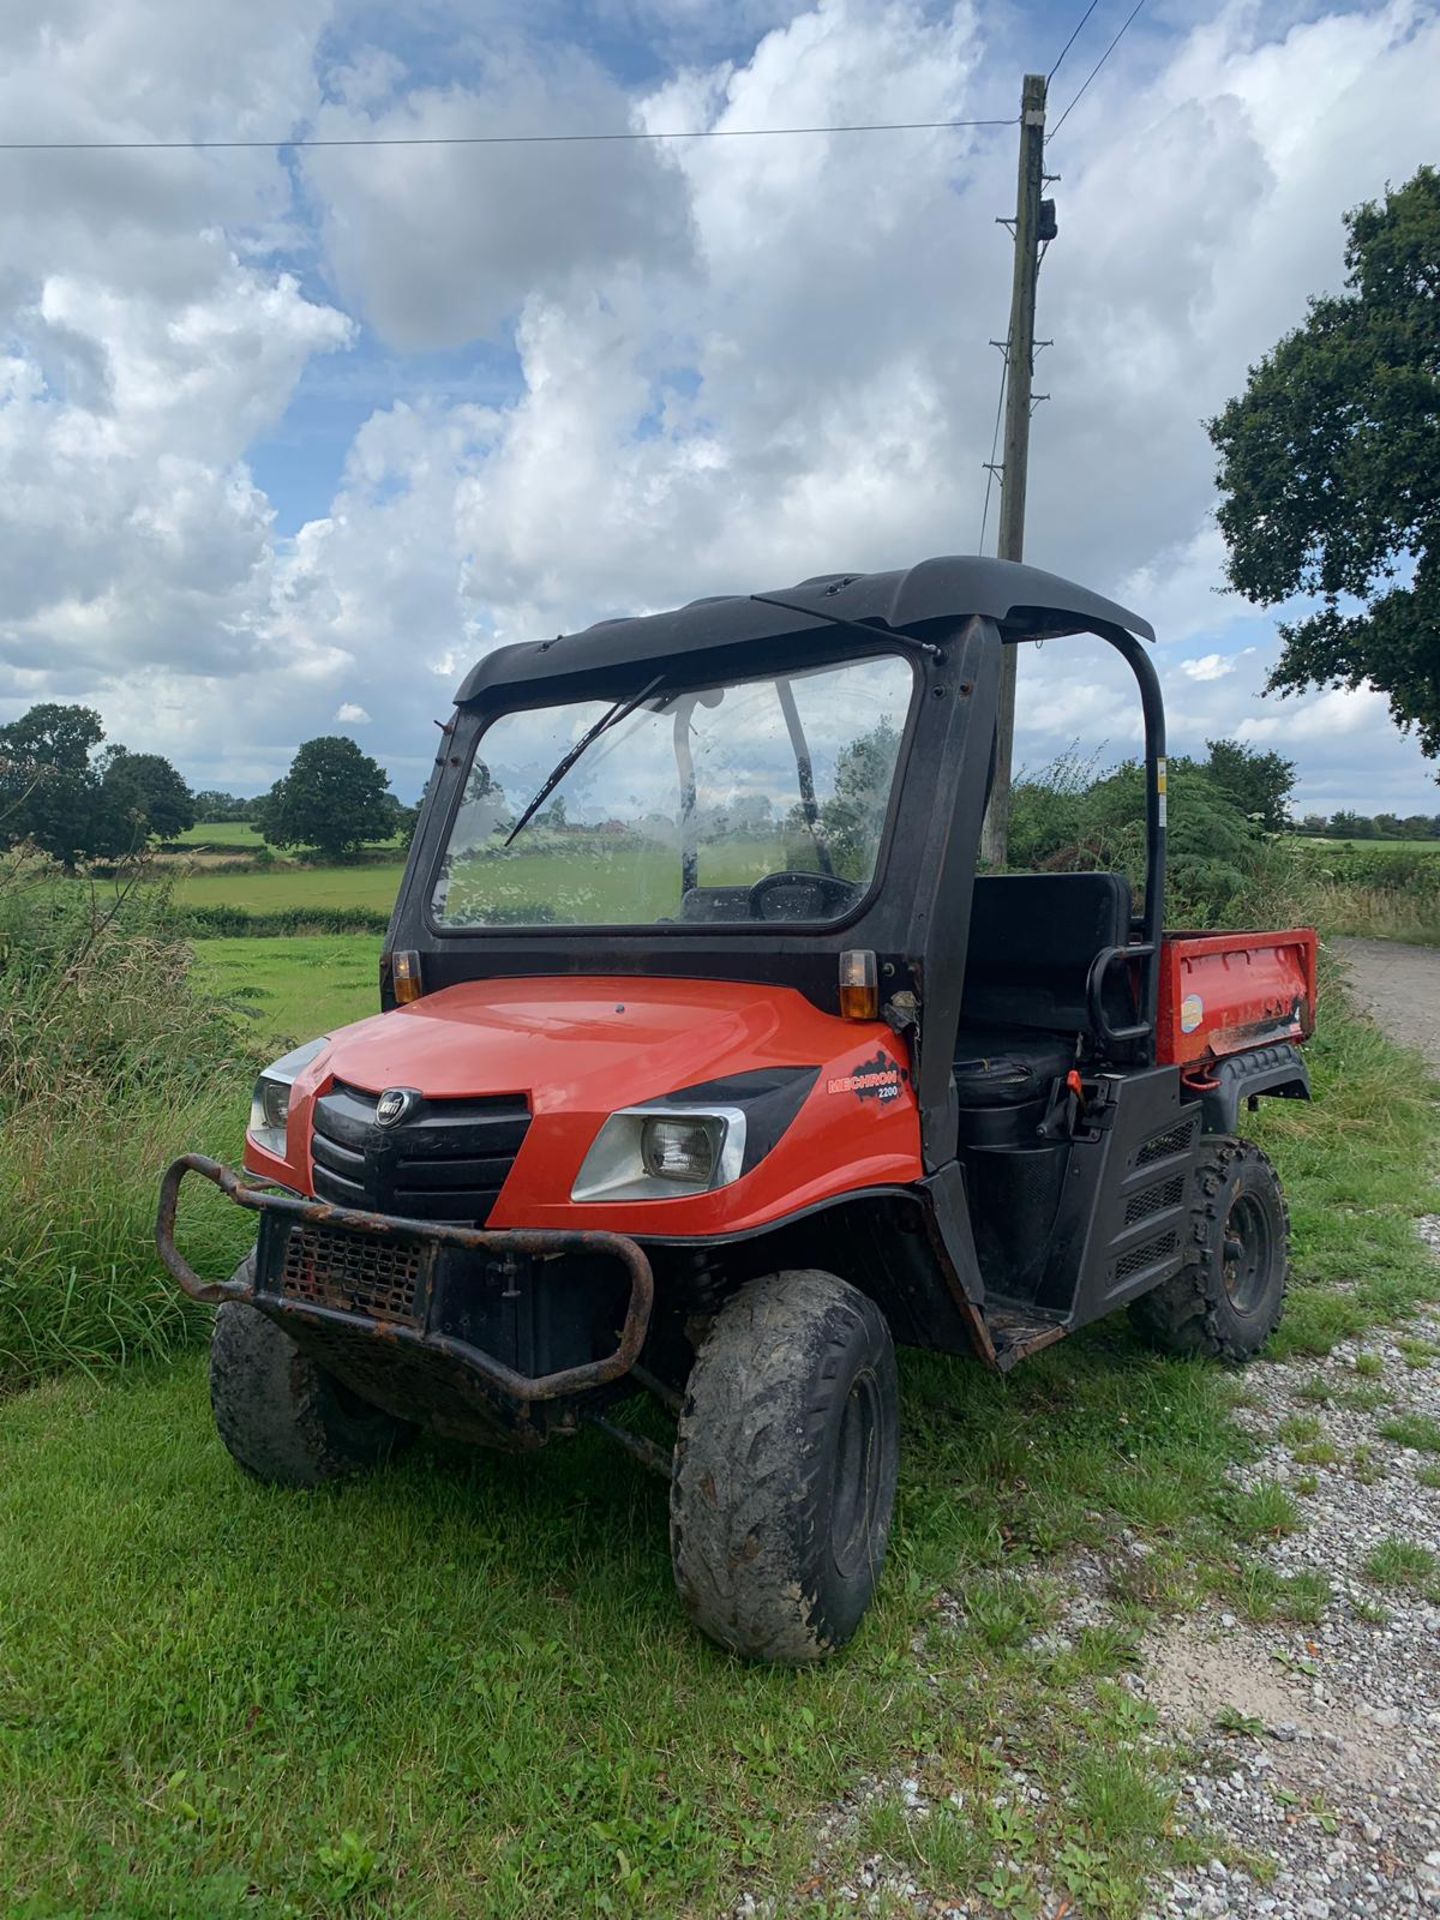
[392,949,424,1005]
[839,949,879,1021]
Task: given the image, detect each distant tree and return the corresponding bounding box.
[1373,812,1404,839]
[817,716,902,875]
[193,789,257,822]
[256,736,396,861]
[1327,810,1374,839]
[101,748,196,841]
[1209,167,1440,772]
[1298,814,1329,837]
[1204,738,1297,833]
[1400,814,1437,840]
[0,702,126,869]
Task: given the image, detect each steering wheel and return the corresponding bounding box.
[748,870,858,921]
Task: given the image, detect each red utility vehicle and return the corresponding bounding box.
[159,557,1316,1663]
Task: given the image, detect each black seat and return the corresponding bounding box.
[953,1027,1076,1108]
[954,872,1135,1111]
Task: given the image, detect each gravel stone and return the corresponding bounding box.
[1143,1281,1440,1920]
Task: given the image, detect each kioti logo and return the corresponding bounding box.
[375,1088,419,1128]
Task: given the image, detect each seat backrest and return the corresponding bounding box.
[961,871,1134,1033]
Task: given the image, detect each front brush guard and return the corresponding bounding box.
[156,1153,655,1405]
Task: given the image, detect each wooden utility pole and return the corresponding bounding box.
[979,71,1048,868]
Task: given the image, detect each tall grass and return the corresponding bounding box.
[0,865,258,1386]
[1271,841,1440,942]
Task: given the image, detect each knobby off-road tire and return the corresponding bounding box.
[670,1269,899,1665]
[1130,1136,1289,1362]
[210,1257,415,1488]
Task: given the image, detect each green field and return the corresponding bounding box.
[172,861,409,912]
[1289,835,1440,854]
[193,935,384,1044]
[174,820,267,848]
[169,841,791,923]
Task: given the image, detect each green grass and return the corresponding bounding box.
[1378,1410,1440,1453]
[193,936,384,1045]
[0,1336,1247,1918]
[1246,973,1440,1356]
[1363,1536,1439,1591]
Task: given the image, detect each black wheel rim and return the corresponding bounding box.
[1222,1191,1273,1315]
[831,1367,882,1579]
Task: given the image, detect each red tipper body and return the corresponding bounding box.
[1157,929,1318,1068]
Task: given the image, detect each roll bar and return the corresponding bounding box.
[1104,628,1166,1066]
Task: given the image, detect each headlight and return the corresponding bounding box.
[572,1105,747,1202]
[248,1037,329,1158]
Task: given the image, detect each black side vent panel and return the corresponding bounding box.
[1136,1115,1199,1169]
[1115,1229,1179,1286]
[1124,1173,1187,1228]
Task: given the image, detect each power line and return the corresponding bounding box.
[1048,0,1148,141]
[977,346,1008,553]
[1046,0,1102,83]
[0,114,1015,155]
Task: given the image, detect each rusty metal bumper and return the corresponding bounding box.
[156,1152,655,1405]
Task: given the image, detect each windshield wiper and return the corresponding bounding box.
[504,673,666,848]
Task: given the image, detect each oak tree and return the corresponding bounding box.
[1209,167,1440,769]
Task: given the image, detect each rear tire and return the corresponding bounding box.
[1130,1137,1289,1362]
[670,1270,899,1664]
[210,1258,416,1487]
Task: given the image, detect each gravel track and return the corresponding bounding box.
[1330,939,1440,1076]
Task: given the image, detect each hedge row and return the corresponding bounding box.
[176,905,390,938]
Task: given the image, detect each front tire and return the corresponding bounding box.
[670,1270,899,1664]
[1130,1137,1289,1362]
[210,1260,416,1487]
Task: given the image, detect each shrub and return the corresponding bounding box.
[0,866,260,1385]
[1006,755,1268,926]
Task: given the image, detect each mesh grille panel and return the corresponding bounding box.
[1137,1119,1196,1168]
[1114,1230,1178,1285]
[1125,1173,1186,1227]
[280,1224,426,1324]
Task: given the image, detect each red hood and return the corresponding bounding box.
[255,974,923,1235]
[304,975,848,1111]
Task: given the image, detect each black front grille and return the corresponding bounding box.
[310,1083,531,1226]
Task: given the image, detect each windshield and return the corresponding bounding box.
[430,653,914,930]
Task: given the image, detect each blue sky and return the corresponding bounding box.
[1,0,1437,814]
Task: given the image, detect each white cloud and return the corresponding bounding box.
[1,0,1438,817]
[301,50,694,350]
[1181,653,1236,682]
[335,702,372,723]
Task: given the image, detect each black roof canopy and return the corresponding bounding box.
[455,555,1155,704]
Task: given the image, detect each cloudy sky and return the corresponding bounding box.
[3,0,1437,813]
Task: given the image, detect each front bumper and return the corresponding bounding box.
[156,1153,654,1406]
